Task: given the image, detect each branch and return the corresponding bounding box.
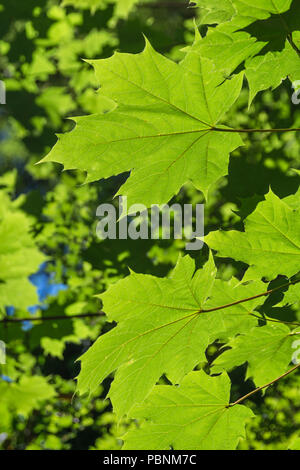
[0,312,105,323]
[212,127,300,133]
[228,362,300,407]
[1,279,298,325]
[198,278,300,315]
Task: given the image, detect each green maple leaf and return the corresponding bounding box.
[123,370,253,450]
[195,0,300,103]
[41,39,243,212]
[212,324,296,386]
[187,29,263,79]
[77,255,214,416]
[77,254,268,416]
[206,190,300,281]
[193,0,236,25]
[245,44,300,104]
[190,27,300,105]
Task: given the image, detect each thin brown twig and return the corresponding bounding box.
[0,312,105,323]
[212,127,300,133]
[228,362,300,407]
